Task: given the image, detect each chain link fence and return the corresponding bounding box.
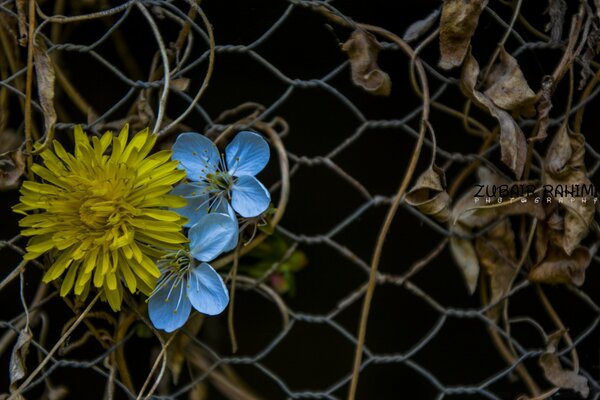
[1,0,600,399]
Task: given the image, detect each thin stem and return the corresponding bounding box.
[158,0,215,138]
[136,1,170,134]
[9,293,101,399]
[136,333,176,400]
[536,285,579,370]
[24,0,36,177]
[227,244,241,353]
[344,25,430,400]
[114,312,137,393]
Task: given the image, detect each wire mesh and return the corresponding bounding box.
[1,0,600,399]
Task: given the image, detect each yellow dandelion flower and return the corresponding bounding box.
[13,125,188,311]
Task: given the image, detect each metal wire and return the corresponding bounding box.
[1,0,600,399]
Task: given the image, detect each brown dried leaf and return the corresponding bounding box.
[544,125,595,255]
[33,38,56,138]
[545,0,567,43]
[529,244,591,286]
[188,384,208,400]
[450,168,544,295]
[483,47,536,117]
[579,24,600,89]
[450,234,480,294]
[9,328,32,396]
[342,30,391,96]
[406,165,450,223]
[475,220,517,320]
[530,76,553,142]
[438,0,485,70]
[461,51,527,178]
[43,385,69,400]
[0,149,25,191]
[452,167,545,230]
[0,130,24,153]
[539,330,589,397]
[171,77,190,92]
[403,7,441,43]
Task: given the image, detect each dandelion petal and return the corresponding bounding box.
[189,213,238,262]
[231,175,270,218]
[148,283,192,333]
[225,131,270,176]
[172,133,220,179]
[188,263,229,315]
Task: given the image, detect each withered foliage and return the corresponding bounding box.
[342,30,392,96]
[2,0,600,399]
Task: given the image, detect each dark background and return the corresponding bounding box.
[1,0,599,399]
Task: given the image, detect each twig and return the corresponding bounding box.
[23,0,36,177]
[227,243,241,353]
[158,0,215,138]
[135,1,170,134]
[9,292,101,399]
[344,25,430,400]
[136,332,176,400]
[0,259,28,292]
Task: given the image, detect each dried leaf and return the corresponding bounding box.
[461,51,527,178]
[43,385,69,400]
[539,330,589,397]
[452,167,545,230]
[0,130,24,153]
[475,220,517,320]
[188,383,208,400]
[0,149,25,191]
[34,38,56,138]
[579,23,600,89]
[544,125,595,255]
[529,244,591,286]
[342,30,391,96]
[450,168,544,295]
[171,77,190,92]
[450,234,480,294]
[545,124,573,175]
[483,47,536,117]
[438,0,485,70]
[545,0,567,43]
[9,328,32,395]
[406,165,450,222]
[403,7,441,43]
[530,76,553,142]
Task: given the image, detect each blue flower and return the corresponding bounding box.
[148,213,236,333]
[171,131,271,226]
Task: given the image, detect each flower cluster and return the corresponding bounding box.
[148,131,271,332]
[13,125,187,311]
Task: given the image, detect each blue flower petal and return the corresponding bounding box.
[231,175,270,218]
[225,131,270,177]
[171,183,211,227]
[187,263,229,315]
[172,132,220,180]
[212,199,239,251]
[189,213,238,262]
[148,281,192,333]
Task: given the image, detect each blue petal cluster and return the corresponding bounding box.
[149,131,271,332]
